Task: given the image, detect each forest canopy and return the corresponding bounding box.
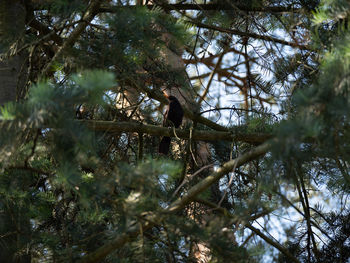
[1,0,350,262]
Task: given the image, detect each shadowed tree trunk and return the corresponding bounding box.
[0,2,31,262]
[0,0,27,105]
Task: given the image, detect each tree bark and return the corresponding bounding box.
[0,0,27,105]
[0,2,31,262]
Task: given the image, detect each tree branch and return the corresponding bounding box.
[82,120,272,144]
[77,213,157,263]
[98,4,303,14]
[167,140,272,212]
[150,0,310,49]
[26,12,63,45]
[77,140,273,263]
[188,19,310,50]
[133,83,229,132]
[42,0,103,76]
[194,198,301,263]
[245,224,300,263]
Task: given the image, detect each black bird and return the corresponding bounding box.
[159,94,184,155]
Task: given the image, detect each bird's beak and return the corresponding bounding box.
[162,90,169,99]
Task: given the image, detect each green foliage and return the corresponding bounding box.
[246,115,276,133]
[5,0,350,262]
[0,70,189,262]
[41,0,86,16]
[313,0,350,25]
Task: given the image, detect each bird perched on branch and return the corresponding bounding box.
[159,93,184,155]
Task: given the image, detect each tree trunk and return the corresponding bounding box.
[0,0,27,105]
[0,2,30,262]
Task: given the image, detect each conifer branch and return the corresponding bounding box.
[97,1,309,49]
[77,215,156,263]
[42,0,103,76]
[167,140,272,212]
[246,224,300,263]
[194,198,301,263]
[134,84,229,132]
[77,139,273,263]
[82,120,272,144]
[152,0,310,50]
[188,19,311,50]
[98,3,303,14]
[26,12,63,45]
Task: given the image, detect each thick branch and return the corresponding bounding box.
[82,120,272,144]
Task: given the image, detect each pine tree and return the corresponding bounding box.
[1,1,350,263]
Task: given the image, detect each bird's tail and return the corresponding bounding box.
[159,136,171,155]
